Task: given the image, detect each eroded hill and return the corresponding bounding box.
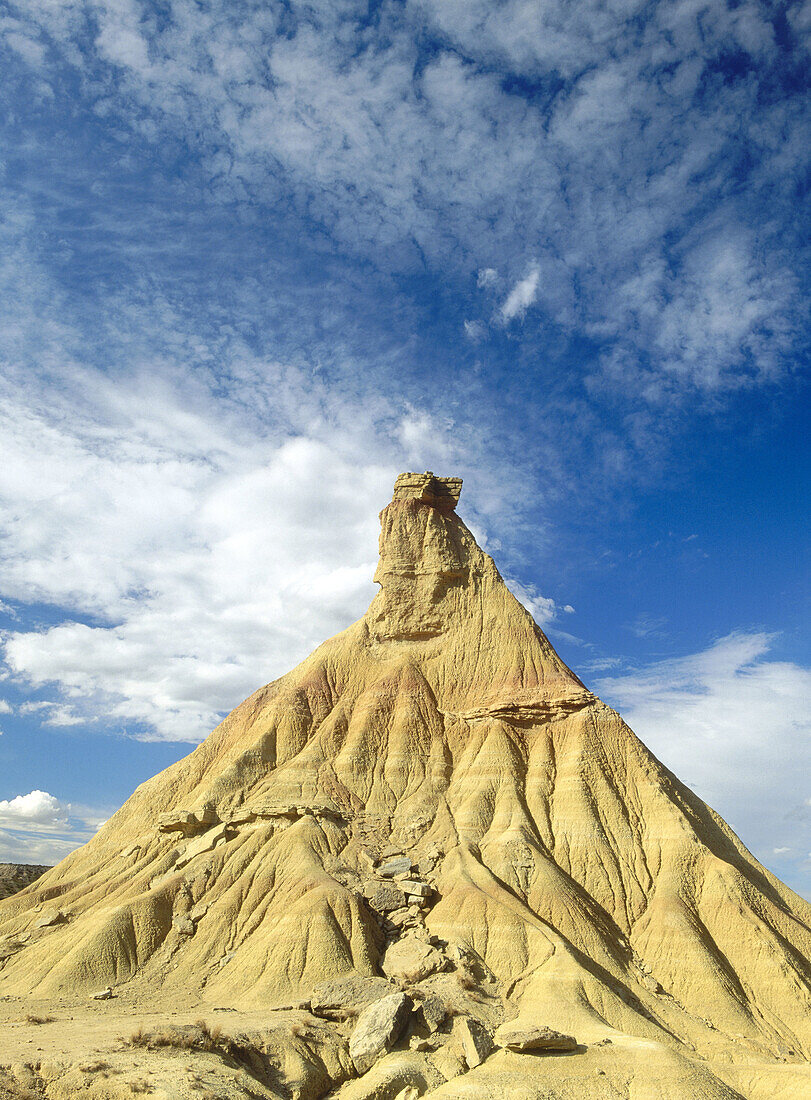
[1,473,809,1100]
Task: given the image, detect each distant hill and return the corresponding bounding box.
[0,863,51,901]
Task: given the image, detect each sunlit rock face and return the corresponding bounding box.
[371,477,476,639]
[1,474,810,1100]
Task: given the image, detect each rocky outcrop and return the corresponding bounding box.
[393,471,462,508]
[157,806,217,836]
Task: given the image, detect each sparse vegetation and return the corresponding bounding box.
[24,1013,55,1024]
[127,1020,224,1053]
[399,968,424,985]
[79,1060,110,1074]
[455,970,477,990]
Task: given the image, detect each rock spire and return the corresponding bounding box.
[0,474,809,1100]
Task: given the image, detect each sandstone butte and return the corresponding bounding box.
[1,473,810,1100]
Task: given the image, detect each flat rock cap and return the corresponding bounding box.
[393,471,463,509]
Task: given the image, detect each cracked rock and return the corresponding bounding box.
[494,1023,578,1052]
[349,992,413,1074]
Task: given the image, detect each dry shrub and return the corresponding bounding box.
[129,1080,153,1095]
[195,1019,222,1046]
[455,971,476,990]
[399,968,424,985]
[79,1060,110,1074]
[127,1020,225,1054]
[25,1013,55,1024]
[289,1021,309,1038]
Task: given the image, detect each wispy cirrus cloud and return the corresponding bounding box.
[1,0,806,397]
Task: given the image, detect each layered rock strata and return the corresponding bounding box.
[1,474,810,1099]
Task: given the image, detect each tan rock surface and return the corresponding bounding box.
[1,473,810,1098]
[493,1022,577,1052]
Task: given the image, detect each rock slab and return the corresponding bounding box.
[311,975,395,1019]
[378,857,412,878]
[455,1017,494,1068]
[494,1023,578,1052]
[349,992,413,1074]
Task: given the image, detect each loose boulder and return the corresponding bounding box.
[382,935,445,983]
[363,881,408,913]
[349,992,413,1074]
[494,1023,578,1052]
[378,857,412,878]
[454,1016,494,1068]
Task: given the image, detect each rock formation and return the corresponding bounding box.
[1,473,809,1099]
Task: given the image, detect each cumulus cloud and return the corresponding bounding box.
[0,790,67,826]
[0,776,119,863]
[596,632,811,894]
[0,789,103,863]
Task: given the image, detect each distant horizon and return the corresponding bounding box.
[0,1,808,898]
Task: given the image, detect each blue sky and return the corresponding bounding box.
[0,0,808,893]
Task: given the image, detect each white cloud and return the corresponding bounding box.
[500,264,540,323]
[463,319,486,342]
[505,577,566,626]
[595,632,811,891]
[0,787,117,863]
[3,0,803,394]
[0,700,10,714]
[0,360,522,741]
[0,790,67,827]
